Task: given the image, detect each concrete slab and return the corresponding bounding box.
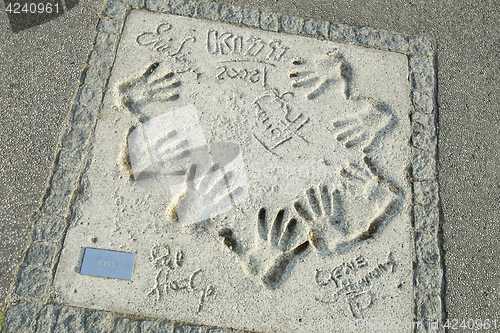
[2,2,442,332]
[53,10,414,332]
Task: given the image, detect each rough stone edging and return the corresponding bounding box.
[0,1,442,332]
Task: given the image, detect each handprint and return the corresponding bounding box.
[289,50,351,100]
[152,130,189,165]
[219,208,309,289]
[335,158,397,249]
[116,61,181,115]
[127,128,191,184]
[294,157,397,255]
[169,163,245,226]
[331,100,393,152]
[293,185,342,256]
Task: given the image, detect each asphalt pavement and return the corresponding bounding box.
[1,0,499,329]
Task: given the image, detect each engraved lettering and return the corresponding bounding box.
[148,244,214,312]
[370,267,381,279]
[315,269,331,286]
[359,276,371,288]
[344,262,355,275]
[356,255,367,268]
[233,36,243,54]
[215,65,263,84]
[249,69,260,83]
[207,30,233,55]
[237,68,248,80]
[316,255,370,289]
[245,37,265,57]
[207,30,217,54]
[316,253,397,319]
[226,67,238,78]
[283,104,300,123]
[221,33,234,54]
[216,66,226,80]
[266,40,288,61]
[207,31,289,62]
[252,89,309,156]
[347,292,372,319]
[169,278,189,290]
[270,128,282,139]
[331,266,344,288]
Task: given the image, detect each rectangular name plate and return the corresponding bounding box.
[80,248,136,280]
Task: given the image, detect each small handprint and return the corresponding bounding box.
[116,61,181,115]
[289,50,351,100]
[219,208,309,289]
[122,104,208,190]
[169,163,245,226]
[331,100,393,152]
[294,157,397,255]
[128,128,191,183]
[153,129,194,178]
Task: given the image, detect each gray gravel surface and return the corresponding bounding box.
[1,0,499,327]
[0,0,102,307]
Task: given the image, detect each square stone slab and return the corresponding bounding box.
[52,9,419,332]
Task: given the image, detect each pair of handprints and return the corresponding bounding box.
[116,61,247,226]
[218,156,397,290]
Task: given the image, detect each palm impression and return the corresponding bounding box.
[289,50,351,100]
[116,61,182,117]
[331,98,395,153]
[294,157,397,256]
[219,207,309,289]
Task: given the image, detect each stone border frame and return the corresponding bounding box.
[0,1,442,332]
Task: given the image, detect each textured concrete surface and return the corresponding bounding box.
[50,10,414,331]
[0,0,499,331]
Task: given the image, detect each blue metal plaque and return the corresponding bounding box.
[80,248,136,280]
